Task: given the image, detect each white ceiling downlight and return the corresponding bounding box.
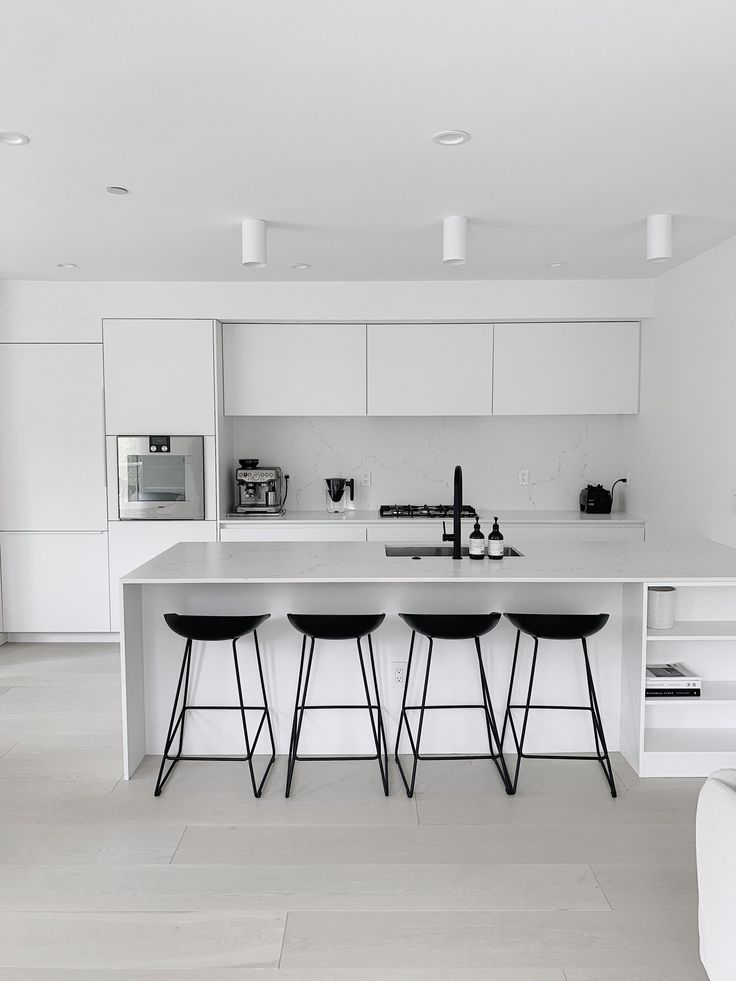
[106,186,129,195]
[57,262,77,269]
[0,131,30,145]
[291,262,311,270]
[241,219,267,268]
[546,261,565,268]
[646,213,673,262]
[432,130,471,146]
[443,216,468,265]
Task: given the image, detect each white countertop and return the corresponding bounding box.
[220,509,645,526]
[123,538,736,585]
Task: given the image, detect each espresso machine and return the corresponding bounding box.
[232,459,289,516]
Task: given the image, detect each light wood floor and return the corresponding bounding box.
[0,642,707,979]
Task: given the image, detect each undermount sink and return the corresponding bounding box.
[385,545,524,558]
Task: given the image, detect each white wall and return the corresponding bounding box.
[231,414,627,512]
[626,234,736,545]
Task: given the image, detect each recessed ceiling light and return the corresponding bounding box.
[57,263,78,269]
[0,132,30,145]
[546,261,565,268]
[106,186,129,195]
[432,130,471,146]
[291,263,311,270]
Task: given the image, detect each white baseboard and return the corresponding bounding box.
[5,632,120,644]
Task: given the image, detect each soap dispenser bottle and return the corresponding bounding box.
[488,516,504,560]
[469,517,486,560]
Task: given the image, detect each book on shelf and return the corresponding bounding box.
[646,662,701,692]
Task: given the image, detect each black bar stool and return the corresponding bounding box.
[394,613,512,797]
[285,613,388,798]
[155,613,275,798]
[502,613,617,798]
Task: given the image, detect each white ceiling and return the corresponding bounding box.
[3,0,736,282]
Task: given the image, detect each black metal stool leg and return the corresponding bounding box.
[356,635,389,795]
[154,638,191,797]
[252,629,277,794]
[367,633,389,795]
[231,633,276,800]
[400,636,434,799]
[475,636,513,794]
[506,636,539,794]
[501,629,521,750]
[285,635,315,798]
[394,630,416,797]
[581,638,617,798]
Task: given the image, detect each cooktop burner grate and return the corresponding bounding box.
[379,504,478,519]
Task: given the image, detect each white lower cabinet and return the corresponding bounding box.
[0,532,110,633]
[108,521,217,630]
[220,524,367,543]
[367,521,644,545]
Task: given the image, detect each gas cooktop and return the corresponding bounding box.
[379,504,478,519]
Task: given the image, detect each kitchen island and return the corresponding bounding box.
[120,538,736,781]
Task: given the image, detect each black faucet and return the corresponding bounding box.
[442,465,463,560]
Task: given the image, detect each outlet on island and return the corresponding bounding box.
[518,469,530,486]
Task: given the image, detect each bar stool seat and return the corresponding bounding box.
[504,613,609,642]
[286,613,388,797]
[155,613,275,799]
[395,612,511,797]
[287,613,384,641]
[165,613,269,642]
[502,612,616,797]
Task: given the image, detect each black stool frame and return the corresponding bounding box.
[154,629,276,798]
[394,631,512,797]
[285,632,388,798]
[502,630,617,797]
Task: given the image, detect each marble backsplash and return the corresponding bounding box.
[230,415,628,512]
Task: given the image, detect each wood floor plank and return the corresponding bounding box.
[591,861,698,910]
[0,912,285,970]
[0,822,186,865]
[173,821,695,866]
[0,969,565,981]
[0,862,608,912]
[279,909,703,970]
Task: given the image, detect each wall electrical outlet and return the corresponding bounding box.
[518,469,530,487]
[392,662,406,687]
[361,471,372,487]
[731,489,736,513]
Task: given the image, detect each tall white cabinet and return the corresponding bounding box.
[103,320,218,628]
[0,338,110,633]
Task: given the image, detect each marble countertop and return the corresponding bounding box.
[123,538,736,585]
[220,509,646,526]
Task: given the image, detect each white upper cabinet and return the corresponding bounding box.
[367,324,493,416]
[0,344,107,531]
[223,323,366,416]
[103,320,215,434]
[493,322,640,415]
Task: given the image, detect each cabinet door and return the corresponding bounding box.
[103,320,215,434]
[0,344,106,530]
[0,532,110,632]
[367,323,493,415]
[223,323,366,415]
[108,521,217,630]
[220,524,367,543]
[493,322,640,415]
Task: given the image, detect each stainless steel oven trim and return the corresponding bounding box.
[117,435,205,520]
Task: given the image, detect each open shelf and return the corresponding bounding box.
[644,727,736,755]
[645,680,736,705]
[647,620,736,641]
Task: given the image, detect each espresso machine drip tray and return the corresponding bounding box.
[226,508,287,518]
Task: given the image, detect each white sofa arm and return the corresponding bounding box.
[697,769,736,981]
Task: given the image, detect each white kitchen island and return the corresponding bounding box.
[120,538,736,782]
